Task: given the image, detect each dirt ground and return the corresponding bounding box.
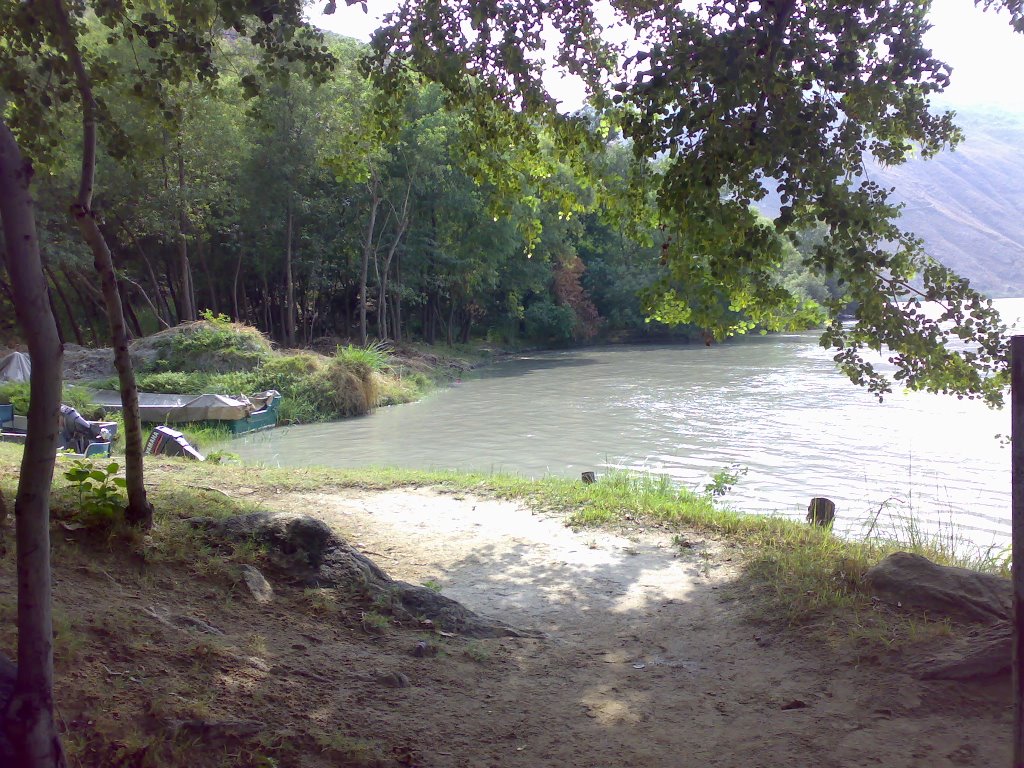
[1,487,1012,767]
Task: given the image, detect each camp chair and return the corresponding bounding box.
[0,404,13,430]
[84,442,112,458]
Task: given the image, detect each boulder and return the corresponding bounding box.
[240,565,273,604]
[863,552,1010,624]
[191,511,538,639]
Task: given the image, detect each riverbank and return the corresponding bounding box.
[0,446,1012,766]
[1,319,512,454]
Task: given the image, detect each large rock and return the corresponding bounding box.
[864,552,1010,624]
[191,512,538,639]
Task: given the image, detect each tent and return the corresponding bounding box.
[0,352,30,383]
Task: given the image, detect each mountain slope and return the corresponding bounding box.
[872,109,1024,296]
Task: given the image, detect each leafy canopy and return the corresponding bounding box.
[366,0,1018,405]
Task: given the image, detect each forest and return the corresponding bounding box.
[0,29,837,352]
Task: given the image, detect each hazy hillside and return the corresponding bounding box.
[872,108,1024,297]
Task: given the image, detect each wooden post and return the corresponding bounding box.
[1012,335,1024,767]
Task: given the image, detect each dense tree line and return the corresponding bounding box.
[3,31,818,351]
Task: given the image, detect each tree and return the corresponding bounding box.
[0,119,68,768]
[368,0,1021,404]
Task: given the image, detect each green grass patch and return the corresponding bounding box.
[2,441,998,651]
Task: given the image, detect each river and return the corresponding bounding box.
[236,301,1024,553]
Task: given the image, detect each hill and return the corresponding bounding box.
[874,108,1024,297]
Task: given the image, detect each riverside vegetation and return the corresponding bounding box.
[0,438,1009,766]
[0,315,491,452]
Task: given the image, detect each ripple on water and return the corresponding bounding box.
[237,315,1018,549]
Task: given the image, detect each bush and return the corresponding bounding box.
[141,314,273,374]
[335,343,391,374]
[524,301,576,345]
[0,383,102,420]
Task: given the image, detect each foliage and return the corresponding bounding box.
[0,383,104,420]
[62,459,127,525]
[702,464,749,499]
[335,343,391,374]
[523,301,577,345]
[370,0,1015,405]
[161,318,273,374]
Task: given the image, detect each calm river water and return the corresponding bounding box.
[236,302,1024,552]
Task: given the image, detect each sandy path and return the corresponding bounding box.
[281,488,1008,768]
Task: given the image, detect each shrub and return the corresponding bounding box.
[0,383,104,420]
[335,342,391,374]
[153,314,272,374]
[524,301,576,345]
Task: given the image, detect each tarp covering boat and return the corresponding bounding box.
[92,390,280,425]
[0,352,30,383]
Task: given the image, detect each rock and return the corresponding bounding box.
[917,623,1011,681]
[413,641,438,658]
[143,606,224,635]
[191,511,541,639]
[780,699,807,710]
[806,497,835,526]
[376,670,411,689]
[240,565,273,604]
[863,552,1010,624]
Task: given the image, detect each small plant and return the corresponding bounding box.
[62,459,127,523]
[304,587,341,615]
[702,463,748,498]
[421,579,442,592]
[361,610,390,634]
[205,449,240,464]
[464,640,490,663]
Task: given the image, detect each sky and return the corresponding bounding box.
[311,0,1024,113]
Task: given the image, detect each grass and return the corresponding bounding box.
[0,441,1004,651]
[0,441,1006,766]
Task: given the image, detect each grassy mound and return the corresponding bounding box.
[136,315,273,374]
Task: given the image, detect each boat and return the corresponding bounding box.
[91,390,281,435]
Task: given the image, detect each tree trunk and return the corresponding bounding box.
[392,251,402,343]
[52,0,152,528]
[45,266,84,345]
[163,255,180,323]
[0,116,68,768]
[45,284,65,345]
[119,218,172,327]
[196,237,218,316]
[232,250,242,322]
[61,266,100,344]
[359,177,382,347]
[176,148,195,323]
[284,197,295,347]
[120,281,144,338]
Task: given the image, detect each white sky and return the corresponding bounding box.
[311,0,1024,112]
